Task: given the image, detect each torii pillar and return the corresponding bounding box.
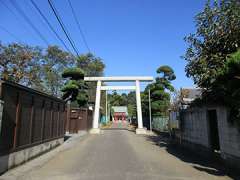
[90,80,102,134]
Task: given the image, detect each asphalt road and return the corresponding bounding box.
[2,130,235,180]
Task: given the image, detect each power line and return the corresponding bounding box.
[9,0,49,46]
[29,0,73,54]
[67,0,91,53]
[0,25,23,43]
[48,0,80,56]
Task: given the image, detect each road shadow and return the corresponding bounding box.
[146,135,240,180]
[64,135,72,141]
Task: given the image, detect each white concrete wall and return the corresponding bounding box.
[0,138,64,174]
[181,108,210,148]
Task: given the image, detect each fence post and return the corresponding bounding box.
[29,95,34,144]
[57,103,60,137]
[50,102,53,138]
[65,101,70,134]
[13,92,21,149]
[86,108,88,131]
[41,99,45,141]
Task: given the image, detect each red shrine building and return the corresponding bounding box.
[112,106,128,121]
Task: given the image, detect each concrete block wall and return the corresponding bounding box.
[181,108,210,148]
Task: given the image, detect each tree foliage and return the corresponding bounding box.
[143,65,176,116]
[41,46,75,96]
[127,91,137,118]
[76,53,105,103]
[0,42,42,87]
[0,43,76,96]
[108,91,128,106]
[62,67,84,79]
[61,68,88,107]
[183,0,240,88]
[202,50,240,127]
[0,43,105,99]
[77,53,105,76]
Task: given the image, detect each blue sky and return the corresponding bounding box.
[0,0,206,90]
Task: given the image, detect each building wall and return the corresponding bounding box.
[113,112,126,121]
[181,108,210,148]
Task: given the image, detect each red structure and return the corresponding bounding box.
[113,112,127,121]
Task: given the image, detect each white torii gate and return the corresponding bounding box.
[84,76,154,134]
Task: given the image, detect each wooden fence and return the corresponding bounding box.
[0,81,66,156]
[66,107,93,134]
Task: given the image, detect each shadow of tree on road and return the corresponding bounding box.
[64,135,72,141]
[145,135,240,180]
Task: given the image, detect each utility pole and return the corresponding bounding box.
[148,89,152,132]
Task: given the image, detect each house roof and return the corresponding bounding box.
[181,88,202,104]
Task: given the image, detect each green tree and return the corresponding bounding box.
[76,53,105,103]
[204,50,240,126]
[77,53,105,76]
[108,91,128,106]
[143,65,176,116]
[183,0,240,88]
[0,43,76,96]
[41,46,75,96]
[0,43,106,100]
[61,68,88,107]
[127,91,137,118]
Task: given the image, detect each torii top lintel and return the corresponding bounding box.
[84,76,154,82]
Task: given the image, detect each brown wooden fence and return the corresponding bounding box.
[66,107,93,134]
[0,81,66,156]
